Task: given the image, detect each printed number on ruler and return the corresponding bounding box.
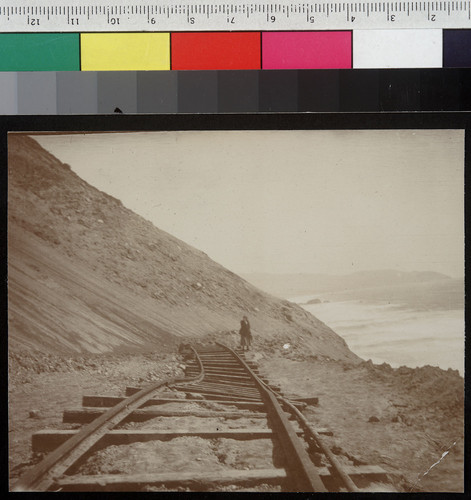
[0,1,470,31]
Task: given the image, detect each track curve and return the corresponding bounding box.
[12,342,390,492]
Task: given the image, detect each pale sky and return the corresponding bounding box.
[33,129,464,278]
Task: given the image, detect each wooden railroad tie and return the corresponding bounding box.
[154,388,263,402]
[63,407,330,427]
[63,407,269,423]
[52,466,390,492]
[33,427,335,452]
[82,395,266,410]
[14,342,391,493]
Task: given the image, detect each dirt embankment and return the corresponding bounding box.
[255,352,464,492]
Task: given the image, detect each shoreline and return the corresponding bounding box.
[292,298,464,376]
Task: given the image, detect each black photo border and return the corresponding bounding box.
[1,112,469,499]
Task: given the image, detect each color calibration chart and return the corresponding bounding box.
[0,1,471,70]
[1,1,470,115]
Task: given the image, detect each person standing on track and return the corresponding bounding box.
[239,315,252,351]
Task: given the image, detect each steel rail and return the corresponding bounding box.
[218,343,360,493]
[215,342,327,492]
[12,347,204,492]
[280,398,360,492]
[13,343,361,492]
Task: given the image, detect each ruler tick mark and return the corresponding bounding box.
[0,1,470,31]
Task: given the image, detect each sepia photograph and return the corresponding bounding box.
[7,123,465,492]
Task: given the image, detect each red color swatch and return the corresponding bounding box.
[171,32,261,70]
[262,32,352,69]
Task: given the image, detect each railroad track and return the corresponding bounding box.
[12,343,391,492]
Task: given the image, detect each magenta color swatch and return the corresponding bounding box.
[262,32,352,70]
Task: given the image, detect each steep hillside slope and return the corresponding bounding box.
[8,134,359,361]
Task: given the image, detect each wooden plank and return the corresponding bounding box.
[54,464,389,491]
[204,376,260,383]
[201,367,260,374]
[194,387,261,399]
[202,366,250,371]
[183,378,256,389]
[198,359,235,362]
[127,385,260,401]
[202,369,252,377]
[60,413,330,435]
[82,395,266,409]
[190,368,251,375]
[196,353,230,357]
[63,407,268,424]
[199,359,238,363]
[32,428,304,452]
[176,385,261,399]
[126,376,255,394]
[319,465,389,476]
[171,388,262,402]
[202,378,256,387]
[203,374,254,382]
[196,349,227,352]
[126,383,257,397]
[200,359,241,364]
[54,468,288,491]
[198,354,235,358]
[194,378,260,388]
[199,358,236,362]
[288,397,319,406]
[175,382,258,393]
[199,366,244,371]
[199,362,240,370]
[203,367,249,372]
[185,374,253,381]
[192,381,259,393]
[119,390,299,410]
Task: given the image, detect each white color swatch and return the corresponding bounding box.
[353,29,443,68]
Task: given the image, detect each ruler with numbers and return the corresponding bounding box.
[0,1,470,32]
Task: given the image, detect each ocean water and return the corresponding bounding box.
[295,298,464,375]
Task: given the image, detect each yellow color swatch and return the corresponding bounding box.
[81,33,170,71]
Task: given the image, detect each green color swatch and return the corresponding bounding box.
[0,33,79,71]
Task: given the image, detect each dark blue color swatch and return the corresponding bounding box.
[443,30,471,68]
